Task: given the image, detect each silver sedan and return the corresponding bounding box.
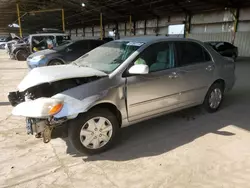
[10,36,236,155]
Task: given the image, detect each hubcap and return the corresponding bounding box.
[209,88,222,109]
[80,117,113,149]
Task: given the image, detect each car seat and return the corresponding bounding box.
[150,50,169,72]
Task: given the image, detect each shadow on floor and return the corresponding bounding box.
[0,102,10,106]
[0,68,27,70]
[61,59,250,161]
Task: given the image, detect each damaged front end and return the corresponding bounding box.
[25,117,68,143]
[8,76,103,143]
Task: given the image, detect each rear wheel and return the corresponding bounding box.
[203,83,224,113]
[15,50,29,61]
[68,108,120,155]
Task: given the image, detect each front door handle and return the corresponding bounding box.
[206,65,214,71]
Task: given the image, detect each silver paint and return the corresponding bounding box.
[13,37,236,128]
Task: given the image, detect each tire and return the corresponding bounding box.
[48,60,63,66]
[203,83,224,113]
[68,108,120,155]
[15,50,29,61]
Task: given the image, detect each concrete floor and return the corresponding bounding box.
[0,50,250,188]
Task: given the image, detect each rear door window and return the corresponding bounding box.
[175,42,211,67]
[32,35,54,51]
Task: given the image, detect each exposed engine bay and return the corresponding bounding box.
[8,76,101,143]
[8,76,100,106]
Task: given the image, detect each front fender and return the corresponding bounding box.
[52,91,108,119]
[11,92,108,119]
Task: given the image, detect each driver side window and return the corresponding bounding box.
[135,42,175,72]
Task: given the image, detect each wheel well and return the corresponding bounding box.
[213,79,225,91]
[90,103,122,127]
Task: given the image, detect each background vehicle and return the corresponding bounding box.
[9,37,235,155]
[0,36,12,49]
[11,33,71,61]
[26,39,105,69]
[205,41,238,61]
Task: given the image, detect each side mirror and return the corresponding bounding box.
[128,64,149,75]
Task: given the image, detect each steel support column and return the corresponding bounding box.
[62,9,65,32]
[100,12,103,40]
[129,15,132,36]
[16,3,23,38]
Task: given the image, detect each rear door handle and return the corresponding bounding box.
[206,65,214,71]
[169,72,178,79]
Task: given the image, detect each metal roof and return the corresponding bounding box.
[0,0,250,33]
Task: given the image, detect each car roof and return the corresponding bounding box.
[117,36,201,44]
[30,33,69,37]
[71,39,104,43]
[205,41,231,44]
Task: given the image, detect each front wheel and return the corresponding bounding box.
[203,83,224,113]
[68,108,120,155]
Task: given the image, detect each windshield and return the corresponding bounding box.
[72,41,144,73]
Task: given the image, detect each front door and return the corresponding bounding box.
[174,41,215,106]
[126,42,182,122]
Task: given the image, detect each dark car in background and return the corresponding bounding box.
[26,39,105,70]
[205,41,238,61]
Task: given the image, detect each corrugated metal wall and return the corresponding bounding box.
[187,32,233,42]
[234,32,250,56]
[187,32,250,56]
[188,8,250,57]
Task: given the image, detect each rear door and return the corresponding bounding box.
[174,41,215,106]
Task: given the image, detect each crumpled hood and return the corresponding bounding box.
[18,64,107,91]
